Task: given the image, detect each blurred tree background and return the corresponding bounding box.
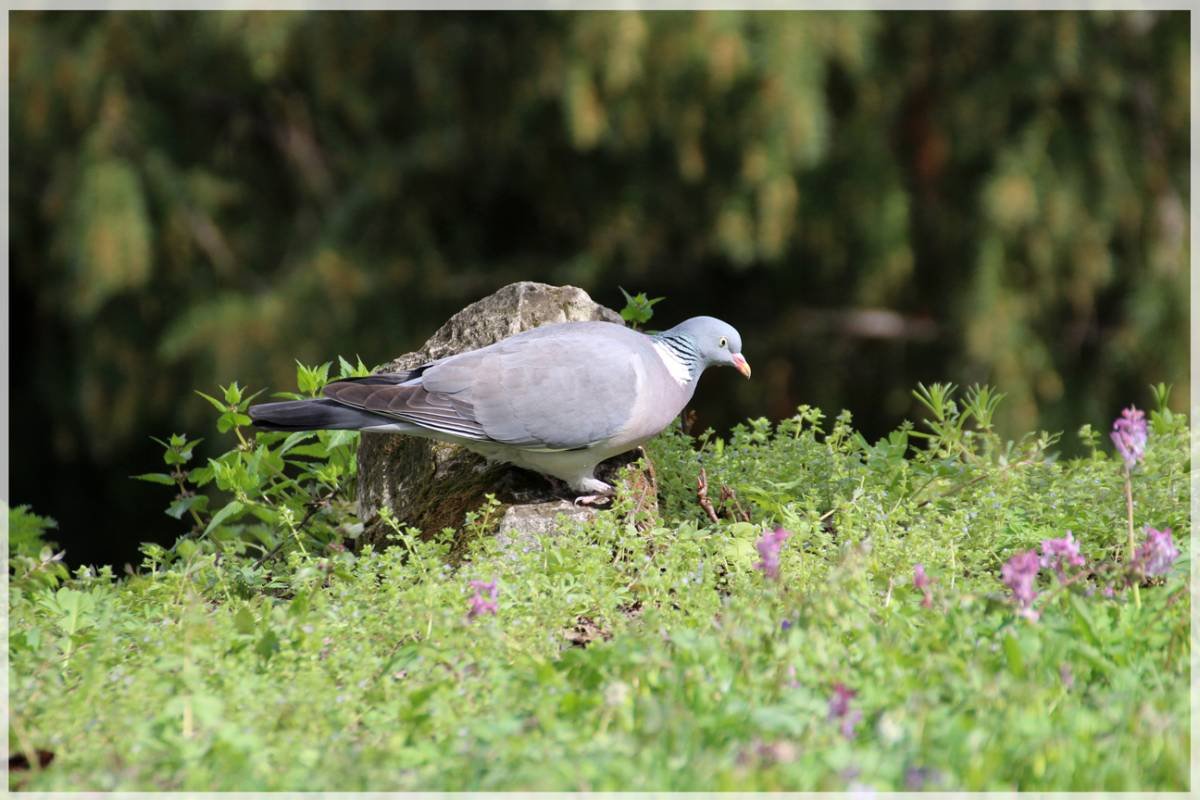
[10,10,1189,567]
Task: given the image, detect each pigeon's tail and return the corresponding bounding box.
[249,398,382,431]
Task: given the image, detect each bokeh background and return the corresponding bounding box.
[10,10,1189,568]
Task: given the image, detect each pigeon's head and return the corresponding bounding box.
[660,316,751,379]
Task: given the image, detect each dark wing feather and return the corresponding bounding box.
[323,379,489,440]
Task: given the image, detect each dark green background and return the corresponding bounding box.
[10,10,1189,567]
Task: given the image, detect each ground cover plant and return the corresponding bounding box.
[8,373,1189,791]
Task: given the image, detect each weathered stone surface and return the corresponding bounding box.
[356,281,656,550]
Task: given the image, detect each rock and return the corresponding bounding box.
[356,281,657,551]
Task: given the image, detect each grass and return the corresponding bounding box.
[7,385,1190,790]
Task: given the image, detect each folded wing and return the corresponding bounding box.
[323,323,642,451]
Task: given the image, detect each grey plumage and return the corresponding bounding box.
[249,317,750,494]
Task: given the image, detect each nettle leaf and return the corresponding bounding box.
[285,444,331,459]
[278,431,317,455]
[296,361,333,396]
[188,465,215,486]
[165,494,209,520]
[337,354,371,378]
[255,629,281,662]
[132,472,176,486]
[322,430,359,452]
[204,500,245,536]
[247,503,281,527]
[233,606,257,636]
[223,382,244,405]
[195,390,227,414]
[618,287,664,327]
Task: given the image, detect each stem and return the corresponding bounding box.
[285,509,310,557]
[696,468,720,524]
[1124,468,1141,609]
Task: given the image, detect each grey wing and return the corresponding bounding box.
[421,327,641,451]
[321,324,642,450]
[323,365,490,441]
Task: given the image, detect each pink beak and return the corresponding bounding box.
[732,353,752,379]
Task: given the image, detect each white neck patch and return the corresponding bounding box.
[652,340,693,387]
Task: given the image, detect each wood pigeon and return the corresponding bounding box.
[249,316,750,500]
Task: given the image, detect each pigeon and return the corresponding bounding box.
[249,316,750,500]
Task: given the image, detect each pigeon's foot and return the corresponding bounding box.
[572,477,614,507]
[573,492,614,508]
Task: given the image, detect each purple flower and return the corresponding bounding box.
[905,766,940,790]
[828,683,855,717]
[1059,663,1074,690]
[1039,531,1086,580]
[828,683,862,739]
[913,564,933,608]
[1001,549,1040,619]
[912,563,930,589]
[1132,526,1179,578]
[780,619,792,631]
[467,579,499,619]
[1111,405,1148,469]
[754,527,793,581]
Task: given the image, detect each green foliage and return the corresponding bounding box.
[7,503,60,558]
[7,504,71,592]
[130,358,371,569]
[8,383,1189,790]
[618,287,664,329]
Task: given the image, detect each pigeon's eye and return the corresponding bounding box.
[719,337,728,349]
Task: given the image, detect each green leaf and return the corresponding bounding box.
[223,381,244,405]
[189,465,215,486]
[233,606,257,635]
[278,431,317,455]
[7,504,59,558]
[133,472,176,486]
[286,444,333,459]
[204,500,245,536]
[255,629,281,661]
[165,494,209,520]
[1002,631,1026,678]
[322,429,358,452]
[618,287,665,327]
[195,390,228,413]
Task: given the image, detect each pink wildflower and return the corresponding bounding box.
[1001,549,1040,620]
[754,527,793,580]
[1039,531,1086,580]
[1132,527,1179,578]
[828,683,862,739]
[467,579,498,619]
[1111,406,1147,469]
[913,563,933,608]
